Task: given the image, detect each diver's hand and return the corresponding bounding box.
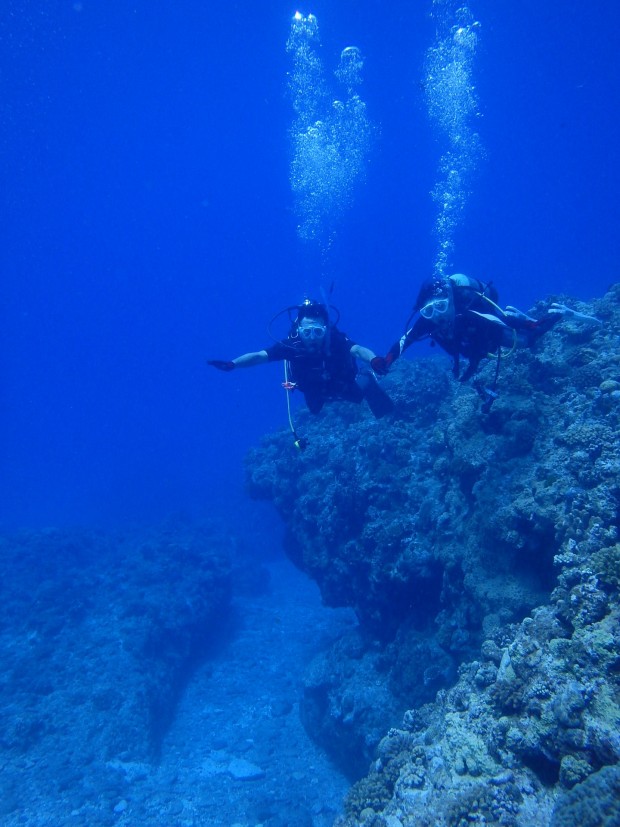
[207,360,235,372]
[371,355,392,376]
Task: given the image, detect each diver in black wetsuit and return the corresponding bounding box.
[208,298,394,419]
[371,273,596,410]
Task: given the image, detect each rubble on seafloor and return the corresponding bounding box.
[0,523,351,826]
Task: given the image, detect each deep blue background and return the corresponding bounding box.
[1,1,618,528]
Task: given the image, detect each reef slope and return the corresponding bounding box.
[246,285,620,824]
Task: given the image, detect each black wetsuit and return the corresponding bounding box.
[388,278,559,381]
[267,327,393,417]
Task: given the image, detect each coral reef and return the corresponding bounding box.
[246,285,620,820]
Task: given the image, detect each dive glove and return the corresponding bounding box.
[208,360,235,372]
[370,354,393,376]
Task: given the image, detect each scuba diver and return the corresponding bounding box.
[208,298,394,420]
[371,273,600,410]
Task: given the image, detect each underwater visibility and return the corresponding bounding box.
[2,1,620,825]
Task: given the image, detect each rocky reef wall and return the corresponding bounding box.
[246,285,620,822]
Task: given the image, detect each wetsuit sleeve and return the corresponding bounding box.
[386,318,430,362]
[265,342,289,362]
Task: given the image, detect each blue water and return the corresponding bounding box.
[1,0,619,529]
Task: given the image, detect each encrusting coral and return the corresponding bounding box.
[246,285,620,824]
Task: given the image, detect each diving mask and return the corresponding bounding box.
[298,324,327,341]
[420,298,450,320]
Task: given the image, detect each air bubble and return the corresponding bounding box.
[424,2,483,277]
[287,14,374,244]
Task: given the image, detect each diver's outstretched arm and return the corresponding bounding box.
[208,350,269,371]
[370,336,409,375]
[350,344,376,363]
[353,344,396,378]
[233,350,269,367]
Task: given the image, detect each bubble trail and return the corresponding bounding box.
[286,13,375,246]
[424,2,483,278]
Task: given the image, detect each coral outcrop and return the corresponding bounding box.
[246,285,620,822]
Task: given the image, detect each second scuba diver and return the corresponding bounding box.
[371,273,601,409]
[208,298,395,419]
